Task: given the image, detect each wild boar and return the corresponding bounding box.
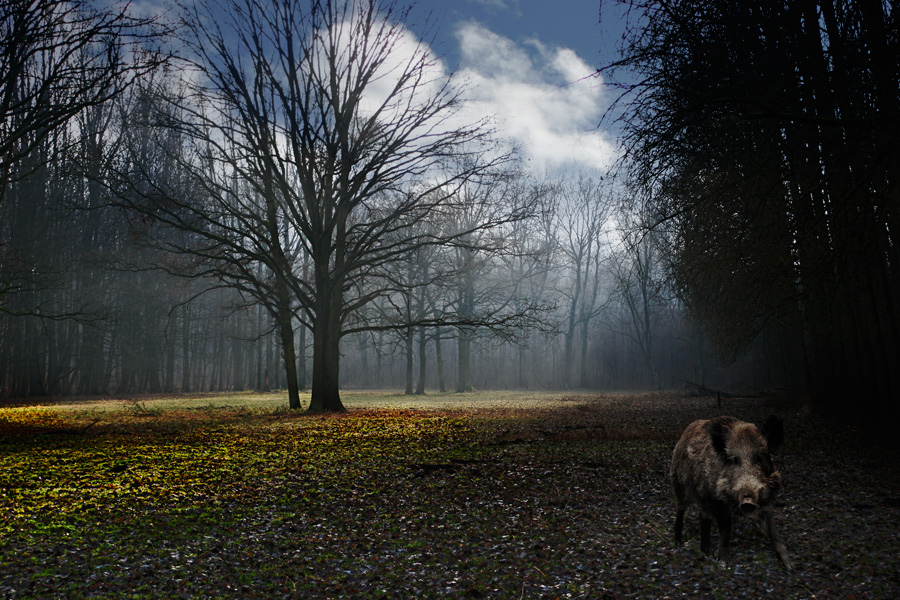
[671,415,792,570]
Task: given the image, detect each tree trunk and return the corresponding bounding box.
[210,333,222,391]
[297,255,310,391]
[563,296,578,388]
[694,321,706,388]
[404,325,414,395]
[181,304,191,392]
[80,324,106,395]
[265,314,274,389]
[359,333,370,388]
[164,315,176,393]
[578,317,591,388]
[376,330,384,388]
[256,302,264,390]
[232,313,244,391]
[266,268,301,408]
[308,288,345,413]
[456,327,473,392]
[435,326,446,392]
[415,326,427,395]
[298,322,307,391]
[518,343,527,389]
[276,311,301,410]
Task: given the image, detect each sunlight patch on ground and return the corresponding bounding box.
[3,389,625,415]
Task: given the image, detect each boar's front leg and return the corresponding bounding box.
[763,511,793,571]
[699,515,713,554]
[715,511,733,564]
[674,506,686,544]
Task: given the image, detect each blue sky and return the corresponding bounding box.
[390,0,624,173]
[413,0,623,73]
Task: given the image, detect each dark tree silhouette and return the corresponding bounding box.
[604,0,900,417]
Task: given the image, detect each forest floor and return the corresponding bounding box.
[1,389,899,599]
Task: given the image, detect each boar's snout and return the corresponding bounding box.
[739,498,758,514]
[738,487,760,514]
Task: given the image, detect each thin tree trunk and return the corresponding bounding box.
[435,326,446,393]
[563,295,578,388]
[578,317,591,388]
[181,304,191,393]
[415,326,427,395]
[376,330,384,388]
[297,255,310,391]
[518,344,527,389]
[274,274,301,409]
[359,333,369,388]
[456,327,473,392]
[256,302,264,390]
[298,322,307,391]
[232,313,244,391]
[265,314,274,390]
[276,311,301,409]
[164,314,176,393]
[404,325,414,395]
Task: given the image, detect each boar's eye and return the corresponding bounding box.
[727,455,741,466]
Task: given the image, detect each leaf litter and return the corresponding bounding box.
[1,392,899,598]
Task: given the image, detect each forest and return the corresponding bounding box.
[7,0,891,417]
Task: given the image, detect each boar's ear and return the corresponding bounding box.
[761,415,784,453]
[708,419,730,457]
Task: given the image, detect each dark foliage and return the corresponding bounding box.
[604,0,900,418]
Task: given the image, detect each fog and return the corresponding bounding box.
[0,165,799,399]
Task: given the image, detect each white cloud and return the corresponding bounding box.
[466,0,518,12]
[307,13,616,176]
[451,22,616,173]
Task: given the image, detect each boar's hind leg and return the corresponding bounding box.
[764,512,793,571]
[672,477,688,544]
[674,506,686,544]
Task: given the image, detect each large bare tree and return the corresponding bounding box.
[118,0,509,412]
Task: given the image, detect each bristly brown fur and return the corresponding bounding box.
[671,415,793,571]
